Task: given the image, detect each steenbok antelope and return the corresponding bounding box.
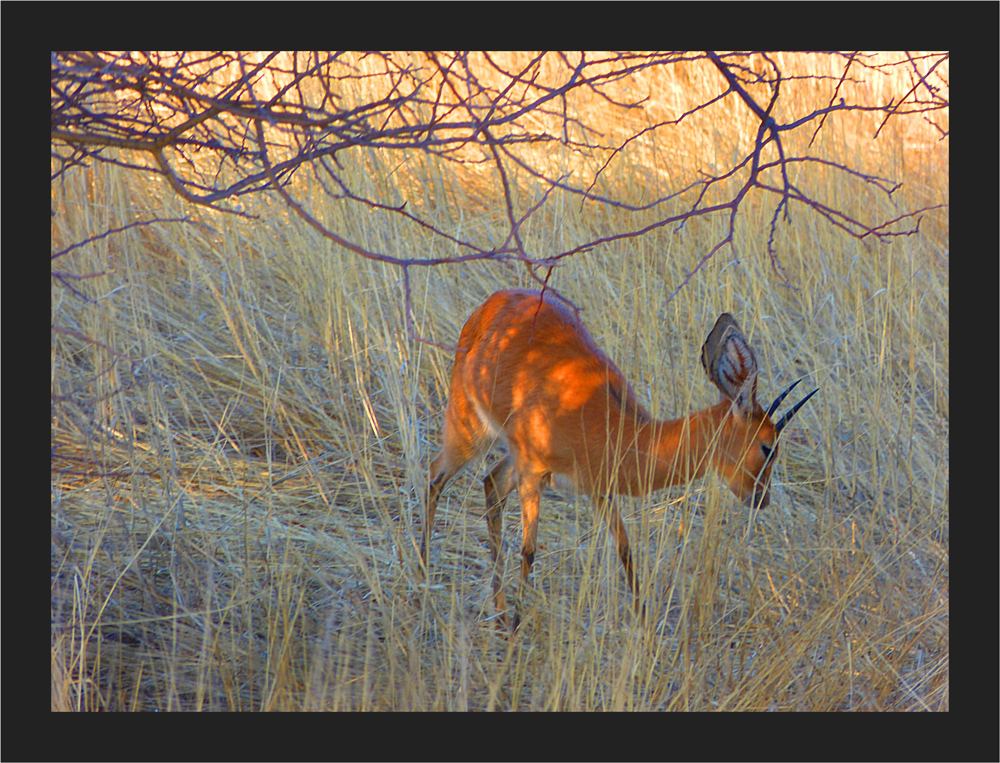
[420,289,816,629]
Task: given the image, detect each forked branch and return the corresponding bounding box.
[52,51,949,340]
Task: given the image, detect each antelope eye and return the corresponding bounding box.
[761,443,774,462]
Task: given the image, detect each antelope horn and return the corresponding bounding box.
[766,378,802,418]
[773,384,819,435]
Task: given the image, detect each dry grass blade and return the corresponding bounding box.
[51,52,947,714]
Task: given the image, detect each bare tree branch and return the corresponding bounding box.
[52,51,949,338]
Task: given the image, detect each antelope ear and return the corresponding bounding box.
[701,313,759,416]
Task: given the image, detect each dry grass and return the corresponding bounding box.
[51,52,948,712]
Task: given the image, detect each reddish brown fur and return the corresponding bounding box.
[421,289,788,629]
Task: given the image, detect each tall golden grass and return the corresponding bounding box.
[51,52,947,711]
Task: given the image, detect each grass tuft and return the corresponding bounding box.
[52,53,947,712]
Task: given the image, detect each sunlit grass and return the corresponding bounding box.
[51,52,947,711]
